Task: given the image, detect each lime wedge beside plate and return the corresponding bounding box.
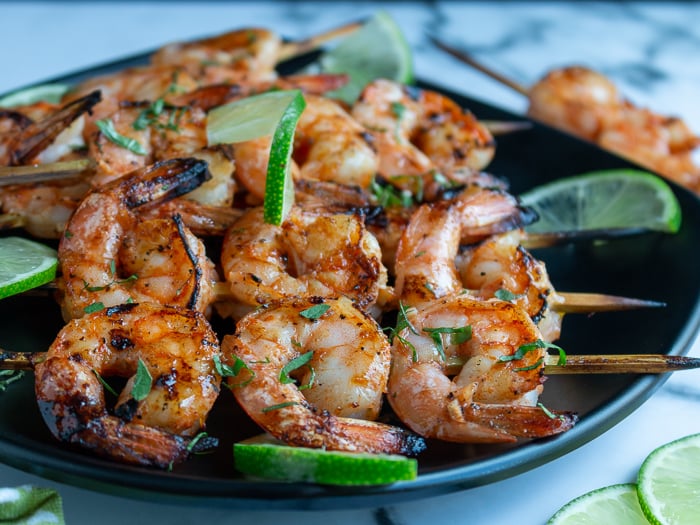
[520,169,682,234]
[0,237,58,300]
[637,433,700,525]
[547,483,649,524]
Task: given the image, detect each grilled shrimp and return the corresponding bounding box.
[34,302,221,468]
[387,295,576,443]
[293,94,378,189]
[150,28,282,85]
[456,230,564,342]
[352,79,495,199]
[0,91,100,166]
[528,65,700,192]
[220,205,390,319]
[394,185,535,307]
[57,158,217,320]
[221,296,425,455]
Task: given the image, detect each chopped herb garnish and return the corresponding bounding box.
[538,402,566,420]
[387,301,420,361]
[300,304,330,320]
[133,98,165,130]
[494,288,523,302]
[390,101,406,142]
[498,339,567,370]
[422,325,472,361]
[96,118,147,155]
[279,351,315,390]
[262,401,299,413]
[214,355,255,387]
[83,259,137,291]
[369,177,414,208]
[131,358,153,401]
[92,369,118,396]
[0,370,25,393]
[83,302,105,314]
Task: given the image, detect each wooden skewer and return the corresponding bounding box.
[481,120,533,135]
[0,350,43,371]
[278,20,364,62]
[552,292,665,313]
[428,35,529,96]
[544,353,700,374]
[2,347,698,376]
[0,159,93,187]
[29,281,664,314]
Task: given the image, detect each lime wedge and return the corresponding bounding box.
[547,484,648,524]
[0,237,58,299]
[233,434,417,486]
[316,11,413,104]
[520,169,682,234]
[637,433,700,525]
[0,83,70,107]
[207,89,306,225]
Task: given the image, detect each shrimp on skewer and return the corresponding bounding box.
[387,295,577,443]
[221,296,425,455]
[456,230,564,342]
[0,91,100,166]
[394,185,536,307]
[57,157,218,320]
[220,205,390,320]
[35,302,221,468]
[352,79,495,200]
[429,37,700,193]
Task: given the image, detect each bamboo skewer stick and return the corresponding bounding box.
[0,159,94,187]
[428,35,530,96]
[32,280,664,314]
[552,292,665,313]
[544,354,700,375]
[278,20,363,62]
[3,347,697,375]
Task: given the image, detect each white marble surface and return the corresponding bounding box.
[1,2,699,524]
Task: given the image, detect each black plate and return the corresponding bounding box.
[1,51,700,510]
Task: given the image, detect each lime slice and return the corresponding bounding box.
[637,433,700,525]
[0,83,70,107]
[233,434,417,486]
[207,89,306,225]
[520,169,682,234]
[0,237,58,299]
[547,484,648,524]
[316,11,413,104]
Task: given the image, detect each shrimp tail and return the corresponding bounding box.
[462,402,578,442]
[335,417,427,457]
[122,157,211,209]
[71,417,195,468]
[9,90,102,165]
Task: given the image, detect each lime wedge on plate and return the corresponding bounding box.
[520,169,682,234]
[316,11,413,104]
[0,237,58,299]
[547,483,648,524]
[234,434,417,486]
[207,89,306,225]
[637,433,700,525]
[0,83,70,107]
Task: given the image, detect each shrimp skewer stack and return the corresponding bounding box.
[0,21,684,472]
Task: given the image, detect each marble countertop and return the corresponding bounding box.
[1,2,699,524]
